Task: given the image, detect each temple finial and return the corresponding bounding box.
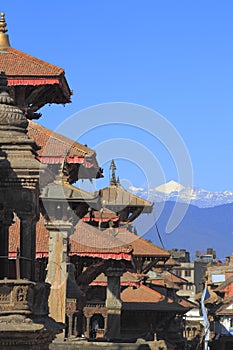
[0,13,7,33]
[0,12,10,49]
[110,159,117,186]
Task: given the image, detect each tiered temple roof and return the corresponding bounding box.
[0,12,72,118]
[9,217,132,261]
[28,121,103,181]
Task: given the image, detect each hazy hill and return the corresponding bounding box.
[136,201,233,260]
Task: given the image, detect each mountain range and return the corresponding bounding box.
[129,180,233,208]
[129,181,233,260]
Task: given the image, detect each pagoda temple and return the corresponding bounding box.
[0,12,71,119]
[0,11,195,350]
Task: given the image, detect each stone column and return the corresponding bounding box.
[104,267,124,339]
[0,225,8,279]
[86,316,91,338]
[45,221,73,340]
[0,209,13,279]
[20,215,37,281]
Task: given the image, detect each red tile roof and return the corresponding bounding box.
[215,276,233,293]
[121,284,194,311]
[28,121,103,179]
[90,271,139,287]
[0,47,72,104]
[148,271,188,289]
[9,216,132,261]
[69,221,132,260]
[121,284,165,304]
[156,257,181,267]
[104,228,170,258]
[9,216,48,258]
[1,47,64,76]
[28,121,93,159]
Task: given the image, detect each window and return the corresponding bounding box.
[175,270,182,277]
[186,284,193,291]
[185,270,191,277]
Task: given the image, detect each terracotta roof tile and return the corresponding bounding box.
[104,228,170,258]
[9,215,132,260]
[1,47,64,76]
[156,257,181,267]
[28,121,94,158]
[215,276,233,292]
[27,122,103,179]
[149,271,188,289]
[69,221,132,259]
[121,284,165,304]
[90,271,139,286]
[121,284,195,311]
[9,215,48,258]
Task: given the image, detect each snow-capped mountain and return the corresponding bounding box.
[129,180,233,208]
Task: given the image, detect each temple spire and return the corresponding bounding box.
[110,159,117,186]
[0,12,11,49]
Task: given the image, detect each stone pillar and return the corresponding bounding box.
[0,209,13,279]
[0,225,8,279]
[86,316,91,338]
[66,298,77,338]
[45,221,73,339]
[104,267,124,339]
[20,215,37,281]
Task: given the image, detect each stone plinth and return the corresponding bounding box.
[0,279,63,349]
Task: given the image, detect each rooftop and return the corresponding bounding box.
[69,221,133,260]
[28,121,103,181]
[9,216,132,261]
[99,184,153,214]
[121,284,192,311]
[106,228,170,258]
[90,271,139,287]
[0,12,72,117]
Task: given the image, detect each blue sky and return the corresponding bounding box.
[2,1,233,192]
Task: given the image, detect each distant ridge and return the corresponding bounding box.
[136,200,233,261]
